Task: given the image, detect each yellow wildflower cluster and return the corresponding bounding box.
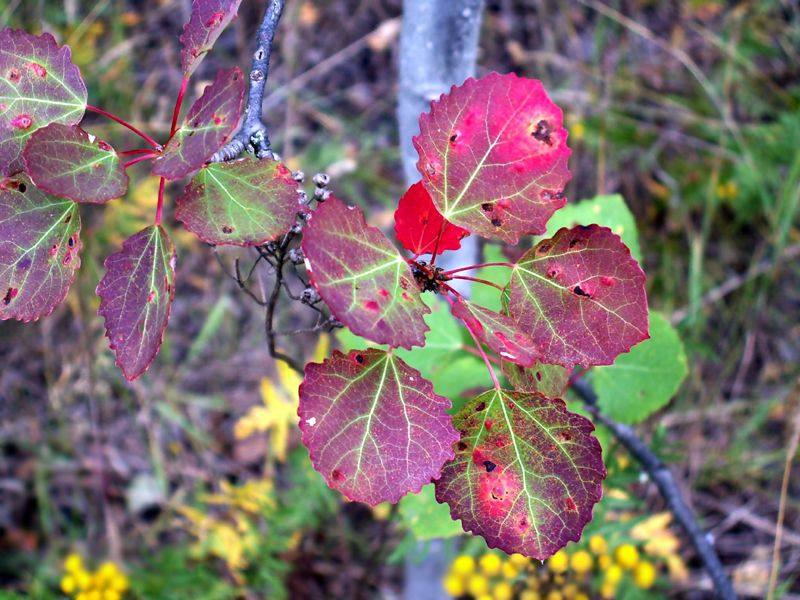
[443,553,529,600]
[443,513,687,599]
[60,553,129,600]
[178,479,276,576]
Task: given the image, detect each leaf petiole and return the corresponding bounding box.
[449,275,505,291]
[155,177,166,225]
[442,262,515,276]
[122,154,157,169]
[85,105,161,150]
[170,77,189,137]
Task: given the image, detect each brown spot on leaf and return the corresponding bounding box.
[456,441,467,451]
[49,243,59,257]
[483,460,497,473]
[7,68,20,83]
[481,202,494,212]
[532,119,553,145]
[331,469,344,482]
[475,401,486,412]
[491,217,503,227]
[3,287,17,305]
[221,225,233,234]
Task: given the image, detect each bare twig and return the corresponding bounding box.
[571,378,737,600]
[263,236,304,375]
[212,0,286,161]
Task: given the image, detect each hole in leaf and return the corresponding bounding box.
[491,217,502,227]
[18,183,26,193]
[354,354,364,364]
[481,202,494,212]
[483,460,497,473]
[535,371,542,381]
[449,132,459,143]
[573,285,591,298]
[456,441,467,451]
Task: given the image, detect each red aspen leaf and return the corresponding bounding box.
[451,297,539,367]
[301,195,430,349]
[176,158,301,246]
[394,181,469,255]
[298,348,459,505]
[0,174,81,322]
[0,28,87,176]
[413,72,571,244]
[23,124,128,204]
[508,225,649,368]
[435,389,605,559]
[152,67,244,180]
[503,362,570,399]
[96,225,176,380]
[180,0,243,78]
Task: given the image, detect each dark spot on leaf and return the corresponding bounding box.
[483,460,497,473]
[573,285,591,298]
[331,469,344,482]
[68,235,75,248]
[519,516,529,531]
[449,132,459,143]
[475,401,486,412]
[364,300,379,311]
[532,119,553,145]
[62,253,72,265]
[569,237,585,250]
[64,214,71,223]
[3,287,17,305]
[221,225,233,234]
[355,354,364,364]
[558,431,572,442]
[7,68,20,83]
[456,441,467,451]
[481,202,494,212]
[547,267,560,279]
[491,217,502,227]
[97,140,112,151]
[49,243,59,257]
[399,279,409,290]
[17,183,26,193]
[17,257,31,271]
[565,496,577,511]
[536,371,542,381]
[537,243,551,255]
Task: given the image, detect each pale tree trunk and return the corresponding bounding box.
[399,2,485,598]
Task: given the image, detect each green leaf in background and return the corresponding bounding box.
[592,311,688,424]
[544,194,642,262]
[398,483,463,541]
[472,243,509,312]
[337,295,486,401]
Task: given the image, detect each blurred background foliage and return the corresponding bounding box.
[0,0,798,598]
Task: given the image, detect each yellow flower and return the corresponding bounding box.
[634,561,657,589]
[60,575,77,594]
[501,561,519,579]
[479,553,502,577]
[562,583,579,598]
[520,592,541,600]
[74,570,92,590]
[87,591,102,600]
[574,594,589,600]
[76,594,89,600]
[509,553,529,570]
[95,561,118,582]
[442,573,465,597]
[600,582,616,599]
[546,591,563,600]
[526,575,540,589]
[605,564,623,586]
[372,503,391,521]
[570,550,593,575]
[588,535,607,555]
[103,591,121,600]
[477,596,493,600]
[109,573,129,592]
[467,573,490,596]
[492,581,514,600]
[451,554,476,577]
[597,554,612,570]
[64,553,83,573]
[615,544,639,570]
[547,550,569,574]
